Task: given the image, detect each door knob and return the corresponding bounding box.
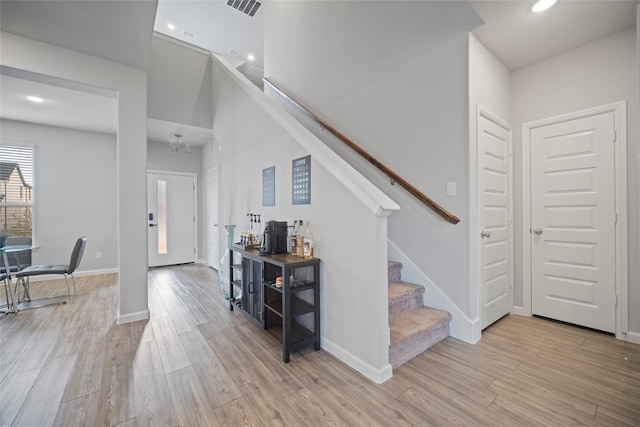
[481,230,491,238]
[149,223,158,228]
[533,228,543,235]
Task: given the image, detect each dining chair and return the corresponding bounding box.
[15,236,87,306]
[1,272,7,313]
[4,236,32,272]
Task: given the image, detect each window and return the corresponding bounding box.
[0,143,34,240]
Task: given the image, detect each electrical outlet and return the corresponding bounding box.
[96,251,102,259]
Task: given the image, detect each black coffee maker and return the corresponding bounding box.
[259,220,288,255]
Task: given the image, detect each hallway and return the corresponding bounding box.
[1,264,638,426]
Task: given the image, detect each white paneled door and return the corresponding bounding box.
[530,111,616,333]
[479,112,513,329]
[207,168,219,270]
[147,172,196,267]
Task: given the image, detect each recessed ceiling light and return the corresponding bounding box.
[247,54,255,61]
[25,95,44,103]
[531,0,557,13]
[167,23,176,30]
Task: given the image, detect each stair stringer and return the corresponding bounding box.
[388,240,481,344]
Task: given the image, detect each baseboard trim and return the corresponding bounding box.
[116,309,150,325]
[25,268,119,283]
[321,337,392,384]
[625,331,640,345]
[512,306,527,316]
[196,259,208,265]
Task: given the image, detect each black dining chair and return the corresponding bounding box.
[16,236,87,306]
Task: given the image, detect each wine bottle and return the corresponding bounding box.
[290,220,298,255]
[296,218,305,257]
[303,221,314,259]
[256,214,261,246]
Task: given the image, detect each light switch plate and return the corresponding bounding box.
[446,182,456,196]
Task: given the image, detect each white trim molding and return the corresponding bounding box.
[625,331,640,345]
[321,337,392,384]
[117,309,150,325]
[26,268,119,283]
[521,101,628,340]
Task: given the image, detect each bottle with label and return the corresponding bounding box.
[296,219,305,257]
[256,215,262,246]
[287,221,294,253]
[290,220,298,255]
[303,221,314,259]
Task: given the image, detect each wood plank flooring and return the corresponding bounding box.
[1,264,638,426]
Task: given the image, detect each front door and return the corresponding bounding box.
[479,112,513,329]
[530,111,616,333]
[147,172,196,267]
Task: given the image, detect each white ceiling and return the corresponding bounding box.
[0,0,637,142]
[0,73,117,135]
[469,0,639,71]
[153,0,264,87]
[0,0,158,71]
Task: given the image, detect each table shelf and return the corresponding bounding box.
[228,246,320,363]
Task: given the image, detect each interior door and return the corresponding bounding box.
[530,111,616,333]
[207,168,219,270]
[479,113,513,329]
[147,172,196,267]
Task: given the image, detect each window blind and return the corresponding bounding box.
[0,143,34,238]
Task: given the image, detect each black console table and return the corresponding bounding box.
[228,246,320,362]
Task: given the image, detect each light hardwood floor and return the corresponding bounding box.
[1,264,638,426]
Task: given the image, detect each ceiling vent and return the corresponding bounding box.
[226,0,261,17]
[181,29,196,39]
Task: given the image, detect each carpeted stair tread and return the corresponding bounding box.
[389,306,451,369]
[387,260,452,369]
[388,281,425,320]
[388,261,402,282]
[389,306,452,347]
[388,281,424,304]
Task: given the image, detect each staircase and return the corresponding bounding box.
[388,261,451,369]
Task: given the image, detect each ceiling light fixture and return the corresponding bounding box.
[167,23,176,30]
[25,95,44,103]
[247,54,255,61]
[169,134,190,154]
[531,0,557,13]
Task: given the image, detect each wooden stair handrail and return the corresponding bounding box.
[263,78,460,225]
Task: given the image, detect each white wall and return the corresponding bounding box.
[1,32,150,323]
[147,35,213,128]
[1,119,118,272]
[511,27,639,335]
[264,1,482,339]
[212,56,398,382]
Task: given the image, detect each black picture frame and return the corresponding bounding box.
[292,155,311,205]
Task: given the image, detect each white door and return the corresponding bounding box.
[207,168,219,270]
[530,111,616,333]
[479,113,513,329]
[147,172,196,267]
